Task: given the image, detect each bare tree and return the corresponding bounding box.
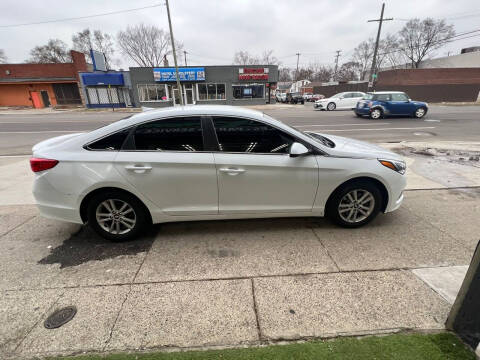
[352,39,374,80]
[27,39,71,63]
[278,67,292,81]
[261,50,280,65]
[0,49,7,63]
[117,24,182,67]
[233,51,260,65]
[397,18,455,68]
[337,61,362,82]
[308,62,334,82]
[72,28,116,68]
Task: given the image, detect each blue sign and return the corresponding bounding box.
[153,67,205,82]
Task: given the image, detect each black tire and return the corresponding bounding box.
[355,113,362,118]
[413,107,427,119]
[327,102,336,111]
[87,190,150,241]
[369,108,383,119]
[301,101,305,105]
[326,180,382,228]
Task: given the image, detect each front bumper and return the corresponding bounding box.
[354,105,371,115]
[314,102,326,109]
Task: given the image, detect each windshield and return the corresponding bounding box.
[332,93,345,98]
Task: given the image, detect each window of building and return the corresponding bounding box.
[86,128,131,151]
[212,117,294,154]
[232,84,265,99]
[134,117,204,151]
[391,93,409,101]
[196,83,226,100]
[138,84,168,102]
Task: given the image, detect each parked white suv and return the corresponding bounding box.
[314,92,366,110]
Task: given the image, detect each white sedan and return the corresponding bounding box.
[314,91,366,111]
[31,105,406,241]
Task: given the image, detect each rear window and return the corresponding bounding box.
[86,128,130,151]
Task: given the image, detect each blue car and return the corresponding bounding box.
[354,91,428,119]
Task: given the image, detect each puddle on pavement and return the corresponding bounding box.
[38,226,156,268]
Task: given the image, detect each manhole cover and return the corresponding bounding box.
[44,306,77,329]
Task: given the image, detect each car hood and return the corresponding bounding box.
[312,133,403,161]
[32,132,85,153]
[315,97,336,103]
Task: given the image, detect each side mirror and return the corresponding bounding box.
[289,142,310,157]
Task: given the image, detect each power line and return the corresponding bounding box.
[0,4,162,28]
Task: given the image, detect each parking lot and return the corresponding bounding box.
[0,104,479,359]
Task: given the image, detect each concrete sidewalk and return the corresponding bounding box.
[1,143,479,359]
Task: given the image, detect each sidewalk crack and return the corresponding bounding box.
[310,227,341,271]
[250,278,263,341]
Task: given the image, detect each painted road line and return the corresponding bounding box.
[295,123,391,127]
[424,119,441,122]
[306,126,436,132]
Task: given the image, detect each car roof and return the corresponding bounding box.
[367,91,405,94]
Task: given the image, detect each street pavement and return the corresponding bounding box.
[0,103,480,155]
[0,105,479,358]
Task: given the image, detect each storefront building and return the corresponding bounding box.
[129,65,278,107]
[79,71,133,108]
[0,51,87,108]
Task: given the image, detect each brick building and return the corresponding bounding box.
[0,50,88,108]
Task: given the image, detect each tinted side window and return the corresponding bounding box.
[134,117,204,151]
[391,93,409,101]
[87,128,130,150]
[213,117,294,154]
[375,94,391,101]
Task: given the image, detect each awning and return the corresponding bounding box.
[81,73,124,86]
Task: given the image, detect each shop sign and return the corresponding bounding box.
[153,67,205,82]
[238,67,269,80]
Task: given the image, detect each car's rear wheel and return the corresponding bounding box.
[370,108,383,119]
[355,113,362,118]
[327,181,382,228]
[414,107,427,118]
[327,102,336,111]
[87,190,150,241]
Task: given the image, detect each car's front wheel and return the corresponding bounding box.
[414,107,427,119]
[87,190,150,241]
[327,102,336,111]
[327,181,382,228]
[370,108,383,119]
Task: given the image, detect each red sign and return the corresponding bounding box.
[239,67,269,81]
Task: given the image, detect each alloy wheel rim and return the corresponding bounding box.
[96,199,136,235]
[338,189,375,223]
[416,108,425,117]
[328,103,335,110]
[371,110,381,118]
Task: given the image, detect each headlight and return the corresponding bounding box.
[378,159,406,175]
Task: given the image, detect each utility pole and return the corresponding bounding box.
[165,0,184,105]
[333,50,341,81]
[294,53,300,91]
[183,50,188,66]
[367,2,393,90]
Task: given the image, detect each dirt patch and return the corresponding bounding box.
[397,147,480,168]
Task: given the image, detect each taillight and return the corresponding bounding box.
[30,158,59,172]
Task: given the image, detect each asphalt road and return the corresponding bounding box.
[0,104,479,155]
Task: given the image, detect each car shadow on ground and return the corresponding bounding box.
[37,225,157,268]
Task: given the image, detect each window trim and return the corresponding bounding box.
[195,83,227,101]
[231,83,265,100]
[137,83,170,103]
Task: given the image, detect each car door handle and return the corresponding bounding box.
[219,167,246,175]
[125,165,152,173]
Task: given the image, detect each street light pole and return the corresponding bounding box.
[367,3,393,90]
[165,0,184,105]
[184,50,188,66]
[295,53,300,91]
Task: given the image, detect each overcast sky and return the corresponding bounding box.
[1,0,479,69]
